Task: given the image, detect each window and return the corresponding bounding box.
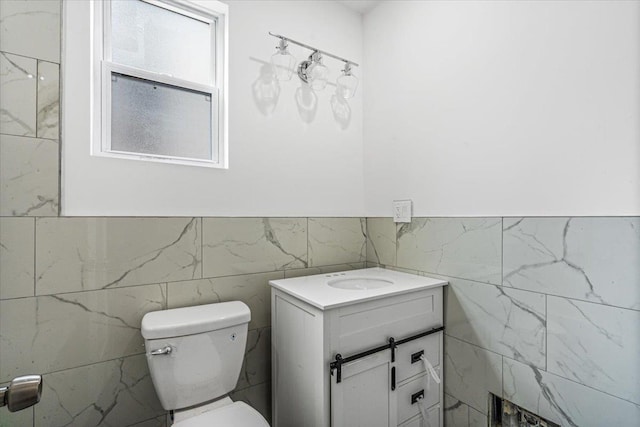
[97,0,228,168]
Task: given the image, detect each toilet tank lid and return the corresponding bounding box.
[141,301,251,339]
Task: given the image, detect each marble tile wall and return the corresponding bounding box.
[0,0,60,217]
[0,4,369,426]
[0,216,367,426]
[367,216,640,427]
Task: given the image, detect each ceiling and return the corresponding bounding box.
[338,0,381,15]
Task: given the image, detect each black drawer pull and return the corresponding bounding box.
[391,366,396,391]
[411,350,424,364]
[411,389,424,405]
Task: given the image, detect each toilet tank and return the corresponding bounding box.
[141,302,250,410]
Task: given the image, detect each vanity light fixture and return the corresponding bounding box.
[269,32,359,98]
[336,62,358,99]
[270,38,297,81]
[298,51,329,91]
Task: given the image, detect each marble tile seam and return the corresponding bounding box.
[4,264,369,300]
[200,217,204,279]
[1,281,168,301]
[545,293,640,313]
[0,352,147,382]
[516,290,640,313]
[23,280,172,299]
[175,263,363,281]
[445,333,507,361]
[384,267,640,313]
[33,214,37,297]
[501,354,640,408]
[365,216,640,219]
[500,217,504,290]
[0,49,59,65]
[306,217,310,269]
[31,270,282,299]
[0,131,59,141]
[545,294,548,373]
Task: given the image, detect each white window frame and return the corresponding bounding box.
[93,0,228,168]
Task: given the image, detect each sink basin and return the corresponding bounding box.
[328,277,394,290]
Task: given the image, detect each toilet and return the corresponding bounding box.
[141,301,270,426]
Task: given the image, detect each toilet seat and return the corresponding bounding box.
[173,401,269,427]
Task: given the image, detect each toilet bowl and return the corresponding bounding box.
[141,302,269,427]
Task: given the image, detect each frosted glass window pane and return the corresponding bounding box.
[111,0,212,84]
[110,73,213,161]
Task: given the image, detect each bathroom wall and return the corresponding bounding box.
[362,2,640,424]
[363,0,640,217]
[0,1,367,426]
[366,216,640,426]
[62,0,366,217]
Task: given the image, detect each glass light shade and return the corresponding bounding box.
[308,62,329,91]
[271,50,297,81]
[337,72,358,99]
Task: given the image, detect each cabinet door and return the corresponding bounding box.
[331,351,395,427]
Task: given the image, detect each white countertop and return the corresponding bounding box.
[269,267,448,310]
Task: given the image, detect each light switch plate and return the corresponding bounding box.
[392,200,412,223]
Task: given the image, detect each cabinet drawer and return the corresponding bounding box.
[396,367,441,424]
[396,333,440,383]
[397,405,440,427]
[334,288,443,356]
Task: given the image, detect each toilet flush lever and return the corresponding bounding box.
[150,346,172,356]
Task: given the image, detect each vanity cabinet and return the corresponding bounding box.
[270,268,446,427]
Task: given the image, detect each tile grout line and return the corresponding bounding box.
[501,352,640,407]
[35,59,40,140]
[200,217,204,279]
[57,57,62,216]
[383,265,640,313]
[4,352,147,383]
[501,355,504,402]
[306,217,310,267]
[0,132,59,142]
[501,216,505,410]
[500,216,504,287]
[1,260,374,302]
[0,49,60,65]
[33,217,37,297]
[545,294,548,371]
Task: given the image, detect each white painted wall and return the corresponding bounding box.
[63,0,364,216]
[363,0,640,216]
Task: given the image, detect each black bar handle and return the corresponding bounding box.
[391,367,396,391]
[396,326,444,346]
[330,326,444,384]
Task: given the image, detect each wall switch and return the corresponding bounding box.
[392,200,412,223]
